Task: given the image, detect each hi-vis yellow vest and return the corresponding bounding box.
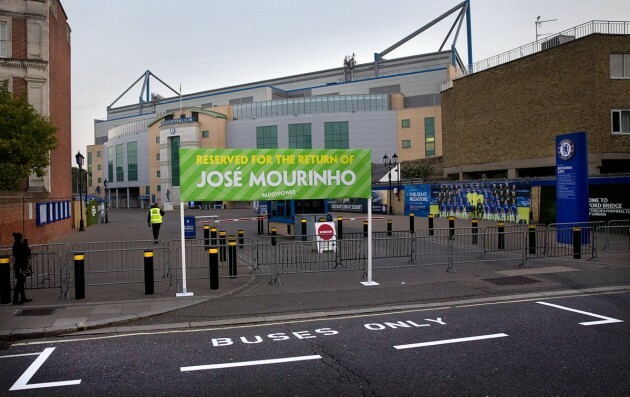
[150,208,163,224]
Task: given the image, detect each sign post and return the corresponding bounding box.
[178,148,374,291]
[315,221,337,253]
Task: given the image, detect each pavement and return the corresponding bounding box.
[1,208,629,342]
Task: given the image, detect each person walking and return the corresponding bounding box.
[147,203,165,244]
[12,232,32,305]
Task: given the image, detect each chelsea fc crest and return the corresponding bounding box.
[557,139,575,161]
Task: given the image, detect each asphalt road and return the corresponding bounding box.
[1,291,628,396]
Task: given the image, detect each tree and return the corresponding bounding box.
[0,80,58,191]
[401,162,434,180]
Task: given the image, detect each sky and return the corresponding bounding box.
[62,0,628,164]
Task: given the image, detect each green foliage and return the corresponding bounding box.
[401,162,434,180]
[0,80,58,190]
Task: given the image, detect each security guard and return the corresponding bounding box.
[147,203,165,244]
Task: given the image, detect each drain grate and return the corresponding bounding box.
[482,276,540,286]
[15,308,57,316]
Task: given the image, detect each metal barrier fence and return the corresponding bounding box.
[2,219,628,298]
[62,247,173,299]
[595,226,630,254]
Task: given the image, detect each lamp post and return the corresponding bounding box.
[103,179,109,223]
[75,151,85,231]
[383,153,398,215]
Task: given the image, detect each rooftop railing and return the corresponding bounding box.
[455,20,630,80]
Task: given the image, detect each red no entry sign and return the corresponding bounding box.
[317,223,335,241]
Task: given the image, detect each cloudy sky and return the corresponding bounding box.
[61,0,628,163]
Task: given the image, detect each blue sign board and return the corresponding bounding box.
[405,185,431,217]
[556,132,589,242]
[184,216,196,239]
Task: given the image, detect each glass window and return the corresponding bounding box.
[107,146,114,181]
[202,130,209,138]
[156,153,160,161]
[97,151,101,157]
[170,136,180,186]
[425,117,436,157]
[402,140,411,148]
[97,164,102,171]
[612,110,630,134]
[288,123,312,148]
[115,144,124,182]
[157,185,161,192]
[0,21,8,58]
[256,126,278,148]
[610,54,630,78]
[402,119,411,128]
[98,178,101,184]
[157,170,161,178]
[127,141,138,181]
[146,186,150,195]
[156,136,160,144]
[324,121,349,149]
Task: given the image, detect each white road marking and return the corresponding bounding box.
[0,352,42,359]
[394,333,508,350]
[536,301,624,326]
[9,347,82,391]
[181,354,322,372]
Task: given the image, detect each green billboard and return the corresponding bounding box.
[180,148,372,202]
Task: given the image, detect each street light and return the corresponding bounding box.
[103,179,109,223]
[383,153,399,215]
[75,151,85,231]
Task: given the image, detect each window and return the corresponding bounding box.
[115,144,124,182]
[612,110,630,134]
[145,186,150,195]
[402,140,411,149]
[610,54,630,78]
[324,121,349,149]
[127,141,138,181]
[97,178,101,184]
[289,123,312,148]
[156,153,160,161]
[425,117,436,157]
[0,20,10,58]
[401,119,411,128]
[97,151,101,157]
[156,136,160,144]
[157,171,161,178]
[202,130,209,138]
[256,126,278,148]
[107,146,114,182]
[157,185,161,192]
[97,164,102,171]
[170,136,180,186]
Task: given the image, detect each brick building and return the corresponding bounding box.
[0,0,72,245]
[442,25,630,180]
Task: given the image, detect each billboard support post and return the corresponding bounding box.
[176,201,194,297]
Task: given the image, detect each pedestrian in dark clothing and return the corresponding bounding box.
[12,232,32,305]
[147,203,165,244]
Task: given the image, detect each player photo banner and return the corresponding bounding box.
[180,148,372,202]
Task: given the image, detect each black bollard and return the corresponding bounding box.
[204,225,210,248]
[449,216,455,239]
[144,250,154,295]
[387,219,393,236]
[219,231,227,262]
[498,222,505,250]
[472,219,478,245]
[363,221,368,238]
[410,213,415,235]
[0,256,10,304]
[211,227,217,246]
[528,224,536,255]
[258,217,263,234]
[301,219,307,241]
[573,227,581,259]
[209,248,219,290]
[428,214,433,236]
[287,224,292,235]
[74,253,85,299]
[271,227,277,246]
[337,217,343,240]
[238,230,244,249]
[228,236,237,278]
